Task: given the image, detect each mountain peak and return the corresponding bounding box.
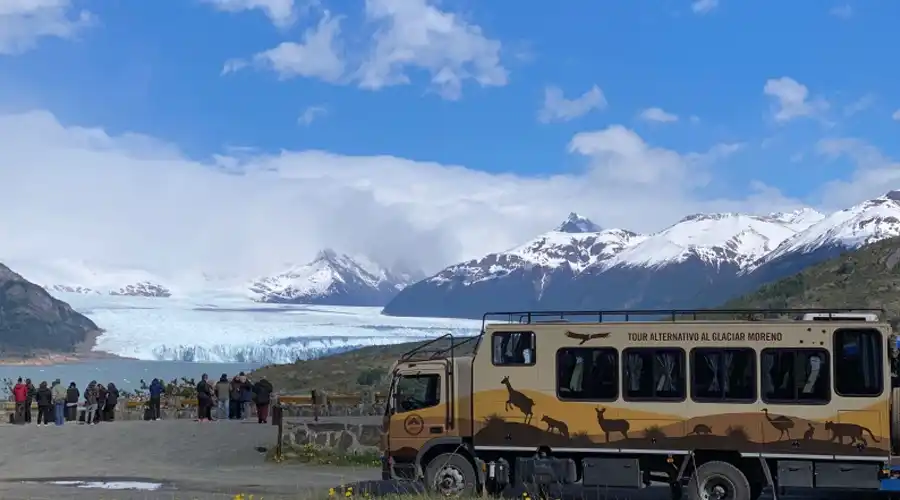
[882,189,900,203]
[556,212,601,233]
[314,248,340,262]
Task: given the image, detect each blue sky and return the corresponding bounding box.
[0,0,898,275]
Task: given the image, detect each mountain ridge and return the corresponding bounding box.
[383,190,900,319]
[248,248,418,306]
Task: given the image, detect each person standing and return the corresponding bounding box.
[95,384,107,423]
[105,383,119,421]
[24,378,36,424]
[239,373,253,420]
[51,379,66,426]
[35,381,53,426]
[228,376,242,419]
[12,378,27,424]
[65,382,80,422]
[84,381,98,425]
[196,374,213,422]
[252,377,274,424]
[215,374,230,421]
[148,378,163,421]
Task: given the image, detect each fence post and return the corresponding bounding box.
[275,403,284,462]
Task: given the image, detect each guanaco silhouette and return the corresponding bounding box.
[803,423,816,441]
[541,415,570,439]
[687,423,713,436]
[595,407,630,443]
[762,408,795,441]
[500,376,534,424]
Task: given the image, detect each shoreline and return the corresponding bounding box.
[0,329,138,366]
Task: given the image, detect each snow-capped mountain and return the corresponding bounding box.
[382,213,643,318]
[742,190,900,289]
[248,249,417,306]
[3,259,175,299]
[602,212,804,271]
[381,193,900,319]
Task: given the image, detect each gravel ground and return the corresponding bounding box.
[0,418,379,499]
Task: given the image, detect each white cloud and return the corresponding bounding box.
[763,77,830,123]
[538,85,606,123]
[829,4,853,19]
[199,0,309,27]
[691,0,718,14]
[639,107,679,123]
[224,11,345,82]
[0,0,94,55]
[227,0,508,100]
[298,105,327,125]
[814,137,900,211]
[0,110,792,284]
[843,93,876,117]
[892,109,900,121]
[354,0,508,100]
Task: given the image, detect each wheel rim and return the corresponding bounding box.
[700,475,734,500]
[433,465,466,496]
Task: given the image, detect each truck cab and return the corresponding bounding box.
[382,335,476,495]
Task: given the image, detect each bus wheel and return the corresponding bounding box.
[687,460,751,500]
[424,453,477,497]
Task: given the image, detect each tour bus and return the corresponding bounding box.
[380,308,900,500]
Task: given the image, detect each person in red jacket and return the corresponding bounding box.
[12,378,27,423]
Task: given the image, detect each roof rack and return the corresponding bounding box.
[481,308,886,331]
[399,334,478,363]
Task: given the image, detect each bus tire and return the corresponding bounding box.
[687,460,751,500]
[424,452,477,497]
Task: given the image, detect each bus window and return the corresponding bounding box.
[834,328,883,397]
[761,348,830,404]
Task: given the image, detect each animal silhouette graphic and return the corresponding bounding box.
[500,376,534,424]
[803,423,816,441]
[595,407,630,443]
[825,421,880,446]
[687,423,713,436]
[541,415,570,439]
[564,330,610,345]
[762,408,795,441]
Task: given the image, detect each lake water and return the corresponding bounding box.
[0,359,262,394]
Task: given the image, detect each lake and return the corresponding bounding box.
[0,359,263,394]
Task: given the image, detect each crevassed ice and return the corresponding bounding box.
[59,293,482,364]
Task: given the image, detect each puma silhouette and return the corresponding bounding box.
[803,423,816,441]
[595,407,629,443]
[825,421,880,446]
[541,415,570,439]
[500,376,534,424]
[687,423,713,436]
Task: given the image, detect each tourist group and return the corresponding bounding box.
[8,371,275,425]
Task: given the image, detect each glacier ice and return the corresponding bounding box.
[58,293,482,364]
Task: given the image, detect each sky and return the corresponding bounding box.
[0,0,898,281]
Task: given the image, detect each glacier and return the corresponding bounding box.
[57,292,482,364]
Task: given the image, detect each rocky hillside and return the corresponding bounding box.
[722,235,900,321]
[383,191,900,319]
[0,263,101,355]
[251,337,477,394]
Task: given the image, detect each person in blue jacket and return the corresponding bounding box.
[148,378,164,421]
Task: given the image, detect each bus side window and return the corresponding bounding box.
[761,348,830,404]
[834,328,883,397]
[492,331,536,366]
